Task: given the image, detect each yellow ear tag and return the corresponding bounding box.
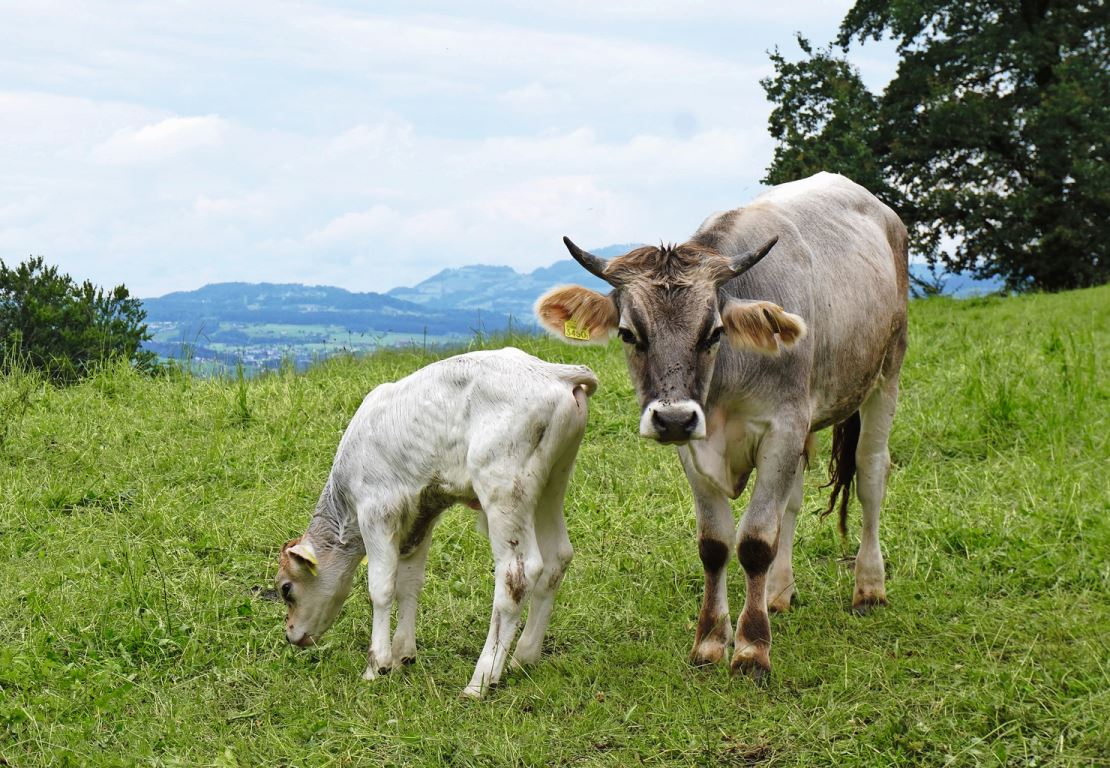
[360,555,368,566]
[564,318,591,341]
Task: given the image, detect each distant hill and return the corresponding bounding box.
[140,248,1001,371]
[385,244,632,319]
[143,281,506,332]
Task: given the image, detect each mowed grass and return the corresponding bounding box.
[1,286,1108,767]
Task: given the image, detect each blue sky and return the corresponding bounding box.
[1,1,896,297]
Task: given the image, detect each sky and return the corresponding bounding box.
[0,1,897,298]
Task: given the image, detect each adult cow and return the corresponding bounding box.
[535,172,908,681]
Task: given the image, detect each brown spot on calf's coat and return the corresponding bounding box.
[401,481,452,555]
[531,422,547,450]
[506,556,527,603]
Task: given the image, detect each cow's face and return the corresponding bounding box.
[277,538,354,647]
[536,237,806,445]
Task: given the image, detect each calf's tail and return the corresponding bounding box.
[555,365,599,398]
[822,411,860,536]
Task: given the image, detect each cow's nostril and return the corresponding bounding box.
[683,412,698,433]
[652,410,668,429]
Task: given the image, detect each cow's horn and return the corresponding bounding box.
[563,236,613,284]
[728,236,780,279]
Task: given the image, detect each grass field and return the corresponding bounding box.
[2,286,1108,766]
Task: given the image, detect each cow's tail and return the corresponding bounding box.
[821,411,860,536]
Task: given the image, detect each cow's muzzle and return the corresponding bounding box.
[640,400,706,444]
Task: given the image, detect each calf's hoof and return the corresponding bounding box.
[361,656,394,680]
[399,656,417,666]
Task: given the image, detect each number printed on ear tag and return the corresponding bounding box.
[564,318,591,340]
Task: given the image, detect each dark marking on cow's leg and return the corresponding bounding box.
[732,536,776,683]
[690,538,731,667]
[737,537,775,576]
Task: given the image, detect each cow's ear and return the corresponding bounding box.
[534,285,618,344]
[721,299,806,355]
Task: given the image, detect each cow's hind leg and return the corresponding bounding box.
[679,449,735,667]
[852,375,899,614]
[511,446,578,668]
[766,458,805,613]
[463,485,543,698]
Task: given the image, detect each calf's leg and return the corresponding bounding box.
[361,522,399,680]
[391,533,435,665]
[463,504,542,698]
[512,449,577,668]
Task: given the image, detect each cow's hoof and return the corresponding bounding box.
[767,590,796,614]
[689,640,727,667]
[730,654,771,687]
[852,593,888,616]
[399,656,417,667]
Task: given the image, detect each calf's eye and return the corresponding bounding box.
[281,582,294,603]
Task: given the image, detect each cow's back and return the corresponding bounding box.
[694,172,908,429]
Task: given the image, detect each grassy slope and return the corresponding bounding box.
[1,286,1107,767]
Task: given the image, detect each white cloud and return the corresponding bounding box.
[0,2,893,297]
[92,115,229,164]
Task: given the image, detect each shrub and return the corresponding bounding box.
[0,256,158,384]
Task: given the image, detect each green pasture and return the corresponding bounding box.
[1,287,1107,766]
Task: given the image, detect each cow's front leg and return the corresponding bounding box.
[766,457,805,613]
[679,449,735,667]
[732,428,806,683]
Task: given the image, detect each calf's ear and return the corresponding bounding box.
[534,285,618,344]
[287,541,319,576]
[721,299,807,355]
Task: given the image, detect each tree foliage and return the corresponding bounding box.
[763,0,1110,291]
[0,256,158,383]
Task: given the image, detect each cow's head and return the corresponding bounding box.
[535,236,806,444]
[277,537,356,647]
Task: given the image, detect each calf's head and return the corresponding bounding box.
[276,537,356,647]
[536,236,806,444]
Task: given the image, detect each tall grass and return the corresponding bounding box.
[1,286,1107,766]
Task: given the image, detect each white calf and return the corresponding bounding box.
[276,347,597,697]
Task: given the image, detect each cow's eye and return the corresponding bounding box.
[281,582,294,604]
[702,326,724,350]
[617,327,638,345]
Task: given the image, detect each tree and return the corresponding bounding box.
[0,256,158,383]
[762,0,1110,291]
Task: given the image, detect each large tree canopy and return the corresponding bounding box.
[0,256,157,383]
[763,0,1109,291]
